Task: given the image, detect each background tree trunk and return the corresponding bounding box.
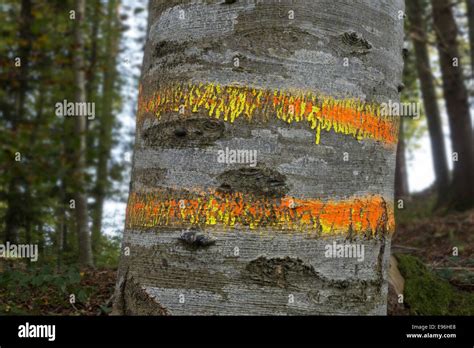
[86,0,101,101]
[395,118,409,198]
[407,0,450,203]
[73,0,94,267]
[467,0,474,77]
[113,0,404,315]
[91,0,120,261]
[432,0,474,211]
[85,0,102,155]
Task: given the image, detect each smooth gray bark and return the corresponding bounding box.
[113,0,404,315]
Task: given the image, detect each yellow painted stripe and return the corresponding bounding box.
[137,83,398,145]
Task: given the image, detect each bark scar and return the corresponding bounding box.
[340,31,372,55]
[178,230,216,248]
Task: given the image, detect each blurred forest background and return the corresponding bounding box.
[0,0,473,315]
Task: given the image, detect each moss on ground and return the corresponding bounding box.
[396,254,474,315]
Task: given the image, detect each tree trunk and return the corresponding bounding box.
[432,0,474,211]
[395,118,409,198]
[73,0,94,267]
[467,0,474,77]
[113,0,404,315]
[85,0,101,155]
[86,0,101,100]
[407,0,450,202]
[91,0,120,261]
[55,200,65,271]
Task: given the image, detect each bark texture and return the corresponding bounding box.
[114,0,404,315]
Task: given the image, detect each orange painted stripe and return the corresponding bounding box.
[137,83,398,145]
[126,190,394,236]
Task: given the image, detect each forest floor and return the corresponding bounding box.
[0,265,116,315]
[1,192,473,315]
[388,190,474,315]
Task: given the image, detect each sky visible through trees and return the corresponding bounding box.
[102,0,145,237]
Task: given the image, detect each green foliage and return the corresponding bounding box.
[396,254,474,315]
[0,0,128,268]
[0,261,117,315]
[94,234,121,268]
[0,264,83,315]
[0,265,80,292]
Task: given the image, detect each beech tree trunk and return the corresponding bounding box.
[407,0,450,202]
[432,0,474,211]
[113,0,404,315]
